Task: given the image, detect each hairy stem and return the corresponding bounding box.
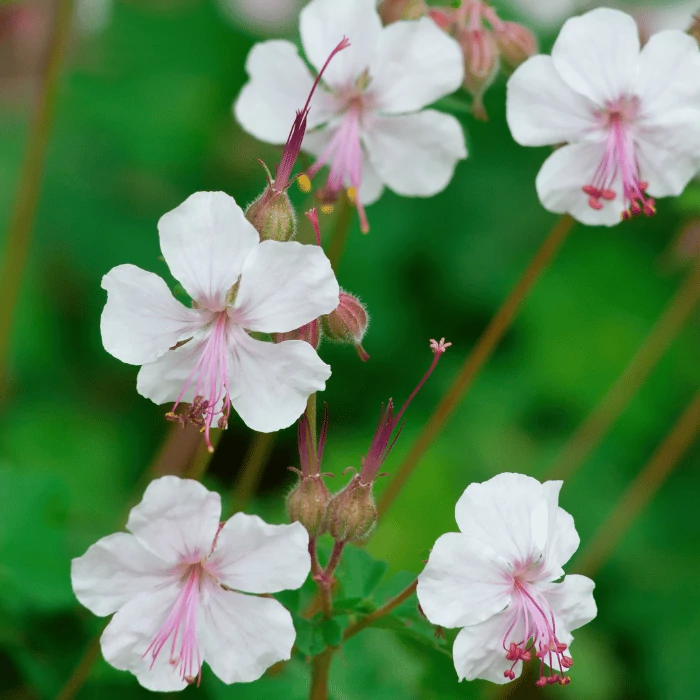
[378,214,575,518]
[546,262,700,482]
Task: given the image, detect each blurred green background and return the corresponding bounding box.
[0,0,699,698]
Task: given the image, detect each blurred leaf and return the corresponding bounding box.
[336,544,389,600]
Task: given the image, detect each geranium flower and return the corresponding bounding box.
[234,0,467,232]
[71,476,311,691]
[100,191,339,449]
[417,472,596,686]
[507,8,700,226]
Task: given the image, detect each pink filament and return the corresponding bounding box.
[144,566,202,685]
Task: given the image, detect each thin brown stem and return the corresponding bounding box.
[575,390,700,578]
[546,262,700,482]
[148,423,203,478]
[378,215,575,518]
[0,0,75,389]
[309,647,333,700]
[186,429,223,481]
[232,431,276,512]
[55,630,103,700]
[306,392,318,456]
[326,197,353,272]
[343,579,418,641]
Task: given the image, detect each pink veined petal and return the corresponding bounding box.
[551,8,641,106]
[126,476,222,566]
[209,515,310,594]
[234,40,338,145]
[506,55,601,147]
[227,327,331,433]
[453,609,525,684]
[198,580,296,684]
[158,191,259,311]
[368,18,463,115]
[535,140,625,227]
[417,533,513,629]
[231,240,339,334]
[299,0,381,89]
[100,580,189,692]
[100,264,207,366]
[362,110,466,197]
[71,532,173,617]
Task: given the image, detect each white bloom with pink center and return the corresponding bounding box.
[101,191,339,448]
[417,473,596,687]
[234,0,467,232]
[71,476,310,691]
[506,8,700,226]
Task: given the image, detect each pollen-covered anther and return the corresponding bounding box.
[297,173,312,193]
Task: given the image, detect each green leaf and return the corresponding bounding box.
[336,545,389,599]
[294,618,326,657]
[320,618,344,647]
[332,597,376,616]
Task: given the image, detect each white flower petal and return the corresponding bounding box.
[100,581,188,692]
[100,264,207,366]
[543,574,597,646]
[71,533,173,617]
[126,476,222,565]
[300,0,381,89]
[539,481,580,580]
[417,533,512,629]
[158,192,259,310]
[362,110,466,197]
[234,40,338,145]
[368,18,463,114]
[552,8,640,106]
[535,141,625,227]
[453,610,524,684]
[455,473,553,566]
[637,31,700,116]
[506,55,600,147]
[209,515,310,594]
[199,583,296,684]
[136,330,210,406]
[232,240,339,333]
[228,328,331,433]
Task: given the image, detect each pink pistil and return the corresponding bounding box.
[583,99,656,220]
[501,578,573,686]
[144,565,203,685]
[166,313,231,452]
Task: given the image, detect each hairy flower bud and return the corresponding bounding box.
[273,319,321,348]
[326,475,377,543]
[494,22,538,70]
[245,188,296,242]
[690,15,700,44]
[322,291,369,361]
[458,27,500,121]
[286,475,332,537]
[378,0,427,23]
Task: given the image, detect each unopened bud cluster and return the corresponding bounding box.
[246,187,297,242]
[287,475,332,537]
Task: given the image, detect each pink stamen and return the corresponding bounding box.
[144,566,202,685]
[583,99,656,220]
[166,313,231,452]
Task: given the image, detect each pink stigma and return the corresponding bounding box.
[583,98,656,221]
[144,565,202,685]
[501,577,573,687]
[166,312,231,452]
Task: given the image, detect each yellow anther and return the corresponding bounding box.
[297,173,312,193]
[320,204,335,215]
[346,187,357,205]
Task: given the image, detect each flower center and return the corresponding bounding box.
[583,97,656,221]
[165,312,231,452]
[144,565,203,685]
[501,578,573,687]
[306,92,370,233]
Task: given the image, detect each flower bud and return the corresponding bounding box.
[245,188,296,242]
[321,291,369,361]
[287,475,332,537]
[494,22,538,70]
[458,28,500,121]
[326,475,377,543]
[378,0,427,23]
[273,319,321,349]
[690,15,700,45]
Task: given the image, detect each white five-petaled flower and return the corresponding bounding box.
[506,7,700,226]
[71,477,310,691]
[234,0,467,233]
[417,473,596,687]
[100,191,340,448]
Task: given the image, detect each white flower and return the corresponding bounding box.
[506,8,700,226]
[417,473,596,687]
[217,0,304,35]
[234,0,467,232]
[101,191,339,447]
[71,476,310,691]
